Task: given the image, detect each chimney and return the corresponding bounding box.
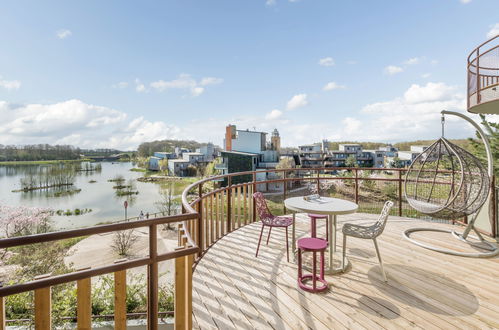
[225,125,236,151]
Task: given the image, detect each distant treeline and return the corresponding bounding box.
[137,139,205,157]
[0,144,81,161]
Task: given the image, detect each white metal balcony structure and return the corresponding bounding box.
[468,35,499,114]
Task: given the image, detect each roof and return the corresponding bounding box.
[236,129,267,135]
[221,150,260,157]
[169,159,190,163]
[183,152,204,156]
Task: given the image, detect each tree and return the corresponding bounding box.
[345,155,358,168]
[0,205,52,238]
[155,184,180,230]
[468,114,499,177]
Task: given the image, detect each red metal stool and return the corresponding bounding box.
[297,237,328,293]
[308,213,329,241]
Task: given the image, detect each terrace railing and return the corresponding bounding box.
[0,213,199,330]
[180,167,480,265]
[467,34,499,114]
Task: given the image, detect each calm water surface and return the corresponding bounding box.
[0,162,187,230]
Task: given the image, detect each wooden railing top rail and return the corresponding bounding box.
[0,212,198,249]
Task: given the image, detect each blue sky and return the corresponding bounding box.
[0,0,498,149]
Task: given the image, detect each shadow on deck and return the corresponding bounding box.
[192,213,499,329]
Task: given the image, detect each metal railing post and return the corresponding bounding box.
[252,173,257,222]
[316,169,320,195]
[398,170,403,216]
[355,168,359,204]
[283,170,287,214]
[197,184,203,257]
[227,177,232,233]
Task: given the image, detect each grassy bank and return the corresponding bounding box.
[0,159,91,165]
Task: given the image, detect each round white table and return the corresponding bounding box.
[284,196,358,274]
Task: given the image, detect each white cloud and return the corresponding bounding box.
[404,57,421,65]
[403,82,455,104]
[421,73,431,78]
[487,23,499,39]
[356,82,469,141]
[384,65,403,75]
[150,74,222,97]
[265,0,276,6]
[56,29,72,39]
[430,59,438,66]
[265,109,283,120]
[460,0,472,3]
[286,94,308,110]
[318,57,335,67]
[135,79,146,93]
[112,82,128,89]
[0,76,21,90]
[323,82,345,91]
[200,77,224,86]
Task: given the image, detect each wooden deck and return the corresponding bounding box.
[191,213,499,329]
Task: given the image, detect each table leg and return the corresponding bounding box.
[328,214,333,273]
[292,212,296,261]
[333,215,337,253]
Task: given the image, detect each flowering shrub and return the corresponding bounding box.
[0,205,52,238]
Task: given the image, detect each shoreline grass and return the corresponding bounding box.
[0,159,91,165]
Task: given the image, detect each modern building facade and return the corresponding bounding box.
[219,125,281,189]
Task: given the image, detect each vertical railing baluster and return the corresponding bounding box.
[148,224,158,330]
[316,169,320,195]
[0,293,4,330]
[355,168,359,204]
[34,274,51,330]
[243,184,248,225]
[76,270,92,330]
[283,170,287,214]
[398,170,403,216]
[227,177,232,233]
[197,184,203,257]
[114,267,127,329]
[215,192,220,239]
[252,172,257,222]
[174,242,193,330]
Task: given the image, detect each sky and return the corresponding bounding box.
[0,0,498,150]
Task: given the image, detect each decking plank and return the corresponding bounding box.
[193,213,499,330]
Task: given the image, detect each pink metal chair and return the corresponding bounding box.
[253,192,293,262]
[308,213,329,241]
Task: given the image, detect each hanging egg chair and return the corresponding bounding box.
[402,110,498,258]
[404,137,490,220]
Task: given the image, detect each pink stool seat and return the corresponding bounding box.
[297,237,328,251]
[308,213,327,219]
[297,238,329,293]
[307,214,330,241]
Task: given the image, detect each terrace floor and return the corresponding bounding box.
[191,213,499,329]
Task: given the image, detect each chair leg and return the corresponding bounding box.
[342,234,347,270]
[256,224,265,258]
[285,226,289,262]
[266,226,272,245]
[326,218,329,242]
[373,238,387,282]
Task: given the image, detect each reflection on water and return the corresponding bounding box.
[0,162,188,230]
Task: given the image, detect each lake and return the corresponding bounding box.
[0,162,189,230]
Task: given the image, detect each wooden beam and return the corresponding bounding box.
[175,252,187,330]
[77,277,92,330]
[114,269,127,329]
[0,295,5,330]
[34,287,51,330]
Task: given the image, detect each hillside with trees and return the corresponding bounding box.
[0,144,81,161]
[137,140,208,157]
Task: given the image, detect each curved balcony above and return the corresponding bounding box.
[468,35,499,114]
